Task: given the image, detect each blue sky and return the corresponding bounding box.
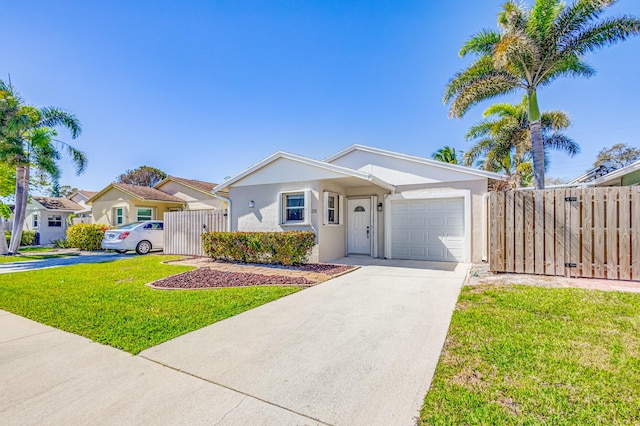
[2,1,639,192]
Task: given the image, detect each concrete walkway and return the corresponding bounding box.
[0,251,130,274]
[1,259,467,425]
[0,310,323,425]
[141,259,468,425]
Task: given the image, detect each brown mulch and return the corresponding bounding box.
[150,268,313,289]
[277,263,354,276]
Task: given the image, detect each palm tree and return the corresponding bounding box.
[464,95,579,186]
[431,146,461,164]
[0,81,86,253]
[444,0,640,189]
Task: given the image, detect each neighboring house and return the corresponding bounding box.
[155,176,227,210]
[87,183,186,226]
[569,159,640,187]
[67,190,98,224]
[213,144,505,263]
[24,197,83,244]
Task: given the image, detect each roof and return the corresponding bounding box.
[155,176,221,195]
[87,183,186,204]
[213,151,396,193]
[324,144,507,181]
[67,190,98,201]
[579,159,640,187]
[76,190,98,198]
[32,197,83,212]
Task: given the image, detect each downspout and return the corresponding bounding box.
[215,194,232,231]
[482,192,489,262]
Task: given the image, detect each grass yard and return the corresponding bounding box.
[16,247,62,253]
[0,256,300,354]
[421,285,640,425]
[0,253,79,263]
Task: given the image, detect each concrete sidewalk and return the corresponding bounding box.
[141,259,467,425]
[0,310,322,425]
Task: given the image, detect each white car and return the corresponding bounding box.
[102,221,164,254]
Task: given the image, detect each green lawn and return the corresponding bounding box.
[0,253,79,263]
[0,256,300,354]
[421,285,640,425]
[16,246,62,253]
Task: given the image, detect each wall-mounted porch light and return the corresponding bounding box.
[377,202,383,212]
[248,200,255,208]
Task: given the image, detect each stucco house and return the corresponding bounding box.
[87,183,186,226]
[155,176,227,210]
[24,196,84,244]
[67,190,97,224]
[213,144,505,263]
[87,177,226,226]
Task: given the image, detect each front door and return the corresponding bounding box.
[347,198,372,255]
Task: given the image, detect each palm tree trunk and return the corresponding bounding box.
[0,218,8,255]
[8,165,29,253]
[528,91,545,189]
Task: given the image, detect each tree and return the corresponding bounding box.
[116,165,167,187]
[0,80,86,253]
[444,0,640,189]
[0,163,15,255]
[431,146,461,164]
[593,143,640,169]
[59,185,78,198]
[464,96,579,187]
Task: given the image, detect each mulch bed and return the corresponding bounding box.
[150,268,313,289]
[290,263,354,275]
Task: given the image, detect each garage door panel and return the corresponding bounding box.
[391,198,465,262]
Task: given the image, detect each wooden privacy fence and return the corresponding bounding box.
[489,187,640,281]
[164,210,227,256]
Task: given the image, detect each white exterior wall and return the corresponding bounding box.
[230,181,320,262]
[156,181,227,210]
[24,207,72,244]
[317,181,348,262]
[329,150,483,184]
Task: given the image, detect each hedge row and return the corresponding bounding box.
[4,230,36,246]
[202,231,315,266]
[66,224,108,251]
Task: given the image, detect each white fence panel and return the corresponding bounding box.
[164,210,227,256]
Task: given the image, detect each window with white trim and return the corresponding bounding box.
[323,191,343,225]
[33,214,39,228]
[280,190,311,225]
[48,215,62,227]
[136,207,153,221]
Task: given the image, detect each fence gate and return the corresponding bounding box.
[163,210,227,256]
[489,187,640,281]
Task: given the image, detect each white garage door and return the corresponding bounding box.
[391,198,465,262]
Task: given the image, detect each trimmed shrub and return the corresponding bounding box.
[4,230,36,246]
[67,224,108,251]
[202,231,315,266]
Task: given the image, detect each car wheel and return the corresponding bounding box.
[115,249,127,254]
[136,240,152,255]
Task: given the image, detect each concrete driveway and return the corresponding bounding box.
[1,259,467,425]
[141,258,468,425]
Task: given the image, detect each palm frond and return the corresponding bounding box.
[544,133,581,156]
[38,107,82,139]
[448,72,520,118]
[561,16,640,55]
[460,30,501,57]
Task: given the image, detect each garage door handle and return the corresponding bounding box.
[366,226,370,238]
